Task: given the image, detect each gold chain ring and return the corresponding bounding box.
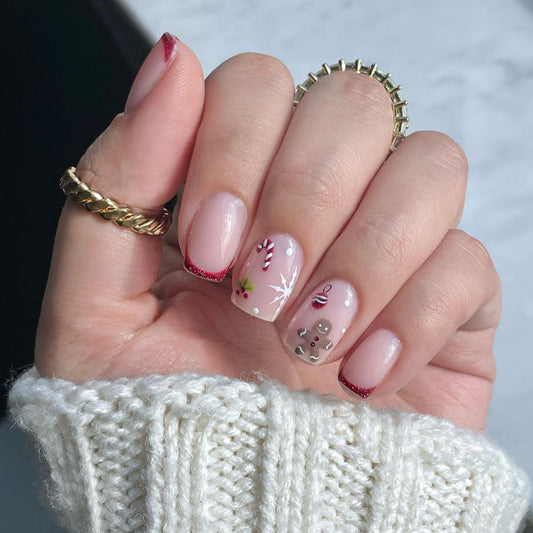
[60,167,172,236]
[293,59,408,151]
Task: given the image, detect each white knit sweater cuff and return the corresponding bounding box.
[9,368,531,533]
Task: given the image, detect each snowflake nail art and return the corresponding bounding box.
[231,233,302,322]
[267,266,299,319]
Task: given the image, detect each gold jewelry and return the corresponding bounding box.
[59,167,172,236]
[293,59,408,151]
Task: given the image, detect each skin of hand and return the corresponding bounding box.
[36,34,500,432]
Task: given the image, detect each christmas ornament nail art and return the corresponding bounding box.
[311,284,332,309]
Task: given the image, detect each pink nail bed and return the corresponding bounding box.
[125,32,179,113]
[184,192,247,282]
[338,329,401,399]
[282,280,358,365]
[232,233,302,321]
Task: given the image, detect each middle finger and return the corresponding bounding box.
[231,69,393,321]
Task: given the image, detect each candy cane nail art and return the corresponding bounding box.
[232,233,302,322]
[257,238,275,271]
[282,280,358,365]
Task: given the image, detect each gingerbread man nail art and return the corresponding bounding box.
[282,279,358,365]
[295,319,333,362]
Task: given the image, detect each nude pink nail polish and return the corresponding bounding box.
[184,192,247,282]
[338,329,401,399]
[125,32,179,113]
[282,280,358,365]
[232,233,302,321]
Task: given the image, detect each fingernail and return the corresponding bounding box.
[125,32,179,113]
[338,329,401,399]
[282,280,358,365]
[232,233,302,321]
[184,192,247,282]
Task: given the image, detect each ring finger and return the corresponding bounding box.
[231,67,393,321]
[279,131,468,365]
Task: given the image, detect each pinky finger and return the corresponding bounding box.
[338,229,500,400]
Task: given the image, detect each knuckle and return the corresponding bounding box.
[414,272,467,331]
[420,285,454,321]
[407,130,469,178]
[280,158,353,213]
[76,143,108,188]
[327,71,391,120]
[449,229,495,273]
[199,128,273,176]
[76,113,125,187]
[354,215,412,273]
[404,131,468,225]
[214,52,294,96]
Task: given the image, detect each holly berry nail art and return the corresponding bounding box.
[235,277,254,299]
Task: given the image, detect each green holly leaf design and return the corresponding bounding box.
[238,277,255,292]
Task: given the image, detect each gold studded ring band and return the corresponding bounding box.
[59,167,172,236]
[293,59,409,151]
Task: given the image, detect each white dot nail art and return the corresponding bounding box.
[286,248,294,256]
[344,299,351,307]
[252,308,259,315]
[341,328,346,334]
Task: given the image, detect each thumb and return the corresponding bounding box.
[78,33,204,208]
[39,34,204,353]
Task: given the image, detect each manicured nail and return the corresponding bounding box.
[125,32,179,113]
[232,233,302,321]
[282,280,358,365]
[338,329,401,399]
[184,192,247,282]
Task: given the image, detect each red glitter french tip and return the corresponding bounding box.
[161,32,179,62]
[124,31,179,113]
[338,373,375,399]
[184,254,229,282]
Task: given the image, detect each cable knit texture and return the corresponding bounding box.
[9,368,530,533]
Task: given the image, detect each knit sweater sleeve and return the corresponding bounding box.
[8,368,530,533]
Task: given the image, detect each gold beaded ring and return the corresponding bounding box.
[293,59,409,151]
[59,167,172,236]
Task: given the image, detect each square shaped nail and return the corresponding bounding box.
[231,233,302,321]
[184,192,247,282]
[338,329,401,399]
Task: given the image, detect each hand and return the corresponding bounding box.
[36,34,500,431]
